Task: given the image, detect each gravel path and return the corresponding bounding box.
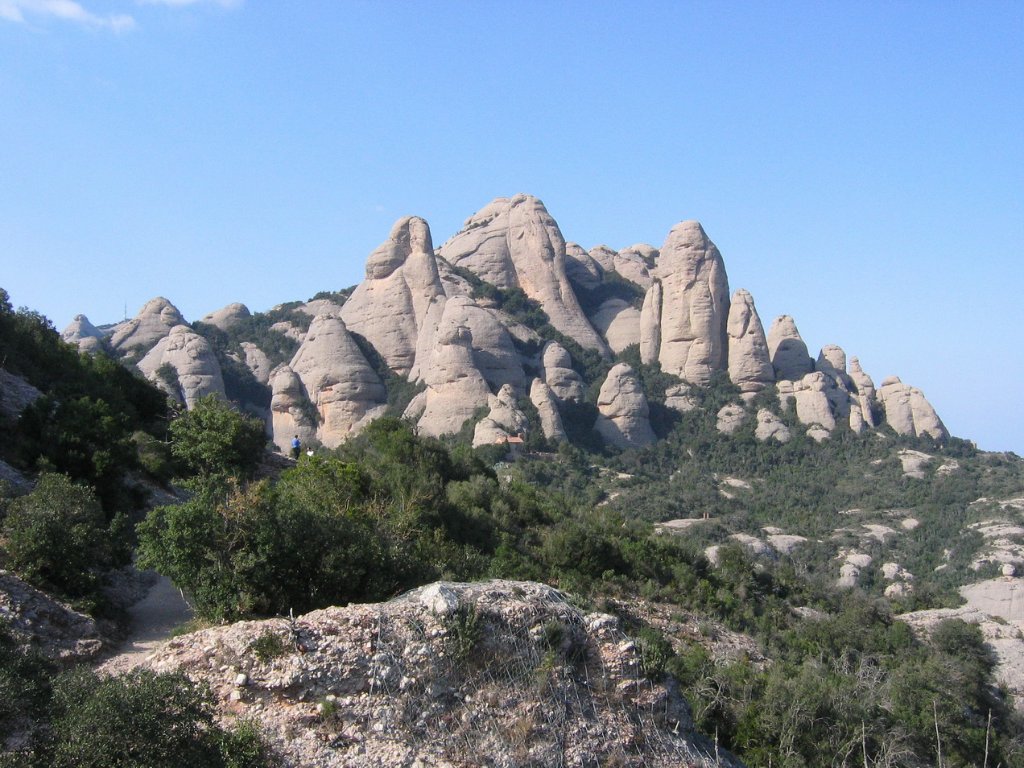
[97,574,194,675]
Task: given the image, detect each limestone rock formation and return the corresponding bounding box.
[564,242,603,290]
[473,384,529,447]
[816,345,848,379]
[269,366,318,453]
[412,319,491,438]
[239,341,273,384]
[594,363,656,449]
[806,425,832,443]
[199,302,250,331]
[755,409,791,443]
[814,344,867,432]
[588,244,617,272]
[716,404,747,435]
[529,378,566,442]
[639,280,663,365]
[299,298,346,318]
[877,377,948,440]
[767,315,813,381]
[849,357,879,429]
[438,194,609,354]
[61,314,106,353]
[0,570,104,663]
[542,341,585,403]
[777,372,836,433]
[646,221,730,384]
[726,289,773,395]
[287,314,387,448]
[110,297,186,353]
[340,216,446,375]
[589,298,641,353]
[270,320,306,342]
[613,245,656,288]
[448,297,523,392]
[664,382,699,413]
[901,586,1024,709]
[137,325,226,408]
[140,580,739,767]
[0,368,42,420]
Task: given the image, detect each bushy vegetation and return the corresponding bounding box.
[1,290,168,512]
[571,269,645,315]
[167,395,266,480]
[0,623,275,768]
[4,288,1024,766]
[1,474,130,609]
[134,412,1024,765]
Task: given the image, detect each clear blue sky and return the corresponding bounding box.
[1,1,1021,453]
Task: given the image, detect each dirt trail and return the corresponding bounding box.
[97,574,194,675]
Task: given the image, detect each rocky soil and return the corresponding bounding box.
[140,580,741,767]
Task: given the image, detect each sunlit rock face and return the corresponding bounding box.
[767,315,813,382]
[877,376,948,440]
[200,302,251,332]
[110,297,186,353]
[286,314,387,448]
[340,216,446,376]
[530,378,567,443]
[438,194,609,355]
[595,363,656,449]
[473,384,529,447]
[410,316,491,439]
[137,325,225,408]
[61,314,106,354]
[542,341,585,403]
[727,289,773,395]
[645,221,730,384]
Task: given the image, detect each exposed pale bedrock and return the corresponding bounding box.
[137,325,226,408]
[438,194,609,354]
[595,363,656,449]
[110,297,186,353]
[646,221,730,384]
[287,314,387,448]
[726,289,773,394]
[340,216,446,375]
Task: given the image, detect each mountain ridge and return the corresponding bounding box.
[62,193,949,454]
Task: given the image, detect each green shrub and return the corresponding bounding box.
[249,630,290,663]
[169,395,266,479]
[138,458,413,620]
[1,474,130,604]
[0,621,52,731]
[42,668,275,767]
[15,395,141,513]
[445,605,483,663]
[635,627,674,680]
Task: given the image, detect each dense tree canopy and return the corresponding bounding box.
[167,395,266,480]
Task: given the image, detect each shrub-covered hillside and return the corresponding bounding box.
[3,289,1024,767]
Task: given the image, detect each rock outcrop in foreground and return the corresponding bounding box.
[0,570,104,663]
[143,580,738,768]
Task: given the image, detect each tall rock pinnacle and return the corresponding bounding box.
[767,315,813,381]
[341,216,446,376]
[727,289,774,394]
[645,221,730,385]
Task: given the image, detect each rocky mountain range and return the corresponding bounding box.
[62,193,948,454]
